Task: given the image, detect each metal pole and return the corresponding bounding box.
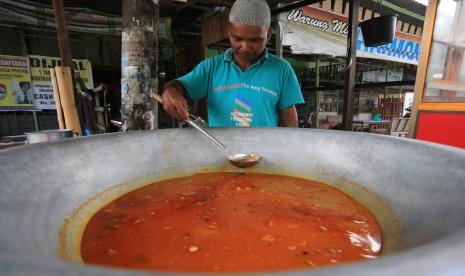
[342,0,359,131]
[315,59,320,127]
[18,28,39,131]
[384,67,389,98]
[315,59,320,88]
[275,22,283,58]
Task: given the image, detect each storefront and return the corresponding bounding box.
[278,4,422,127]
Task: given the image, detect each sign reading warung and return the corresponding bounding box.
[278,6,421,65]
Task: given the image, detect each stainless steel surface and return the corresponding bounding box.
[25,129,73,144]
[1,128,465,276]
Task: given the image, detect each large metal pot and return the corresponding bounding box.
[1,128,465,276]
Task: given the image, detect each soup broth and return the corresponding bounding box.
[81,173,382,272]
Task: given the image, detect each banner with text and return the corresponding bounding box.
[278,6,421,65]
[0,55,34,111]
[28,55,94,110]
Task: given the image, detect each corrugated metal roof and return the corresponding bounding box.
[5,0,427,48]
[360,0,426,27]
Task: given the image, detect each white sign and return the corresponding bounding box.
[28,55,94,110]
[387,68,404,82]
[377,70,386,82]
[362,71,376,82]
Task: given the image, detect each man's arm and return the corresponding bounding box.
[161,80,189,121]
[279,106,298,127]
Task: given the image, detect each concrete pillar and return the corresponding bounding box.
[121,0,159,131]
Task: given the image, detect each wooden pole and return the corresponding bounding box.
[408,0,439,138]
[55,66,82,135]
[52,0,83,133]
[50,68,66,129]
[342,0,359,131]
[52,0,73,68]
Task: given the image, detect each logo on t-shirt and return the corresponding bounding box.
[231,96,253,127]
[213,83,240,92]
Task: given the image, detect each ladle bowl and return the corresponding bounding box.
[186,120,262,168]
[1,128,465,276]
[228,153,262,168]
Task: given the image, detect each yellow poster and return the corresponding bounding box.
[28,55,94,110]
[0,55,34,110]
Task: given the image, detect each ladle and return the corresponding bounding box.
[152,94,262,168]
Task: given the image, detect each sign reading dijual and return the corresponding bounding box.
[0,55,34,111]
[279,6,421,65]
[28,56,94,110]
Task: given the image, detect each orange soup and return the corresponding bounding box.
[81,173,382,272]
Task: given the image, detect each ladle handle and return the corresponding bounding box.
[152,93,231,156]
[152,93,164,103]
[186,119,230,156]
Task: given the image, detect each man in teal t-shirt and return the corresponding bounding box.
[161,0,304,127]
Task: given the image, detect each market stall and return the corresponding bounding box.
[409,0,465,149]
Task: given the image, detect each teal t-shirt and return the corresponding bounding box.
[177,48,304,127]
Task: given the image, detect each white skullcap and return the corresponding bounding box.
[229,0,271,28]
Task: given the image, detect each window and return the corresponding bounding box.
[423,0,465,103]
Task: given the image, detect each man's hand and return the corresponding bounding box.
[161,80,189,122]
[279,106,299,127]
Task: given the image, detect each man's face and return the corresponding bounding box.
[20,82,30,92]
[227,23,271,65]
